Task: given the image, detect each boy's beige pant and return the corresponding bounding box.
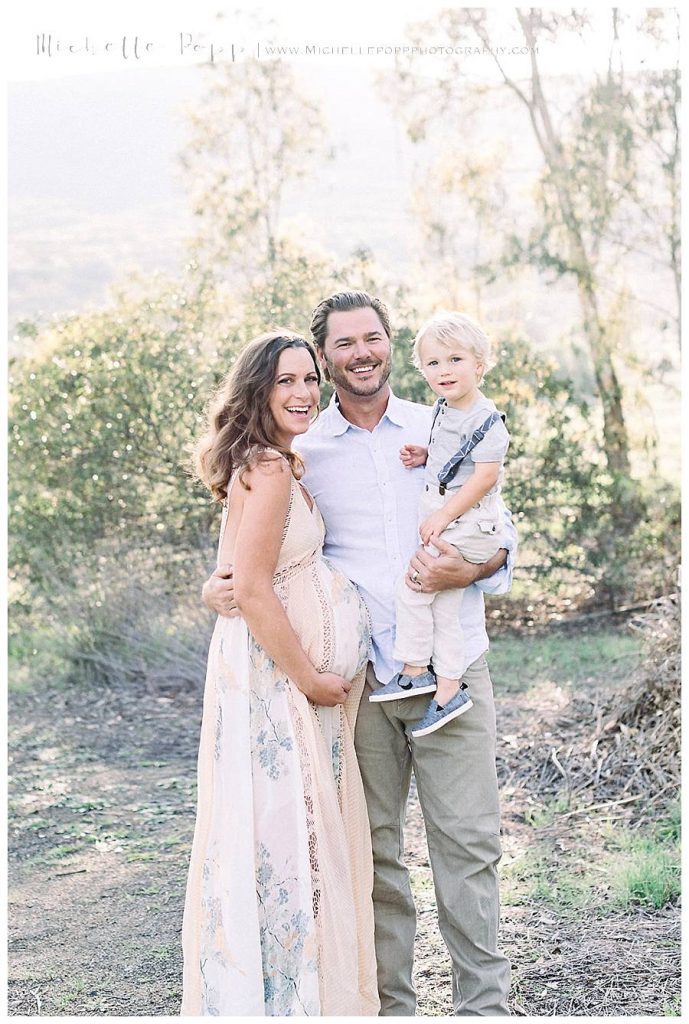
[394,487,503,678]
[355,657,511,1016]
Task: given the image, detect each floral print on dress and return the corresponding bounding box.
[255,843,319,1016]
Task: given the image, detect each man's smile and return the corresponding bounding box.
[348,363,379,375]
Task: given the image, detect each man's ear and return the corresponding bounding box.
[317,347,331,382]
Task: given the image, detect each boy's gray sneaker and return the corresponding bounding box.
[369,669,437,703]
[410,685,473,736]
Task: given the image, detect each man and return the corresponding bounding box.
[203,291,514,1016]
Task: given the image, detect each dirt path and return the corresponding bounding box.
[8,675,680,1016]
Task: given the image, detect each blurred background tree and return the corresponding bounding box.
[180,57,330,277]
[385,7,680,499]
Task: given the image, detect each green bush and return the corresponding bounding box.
[9,258,678,691]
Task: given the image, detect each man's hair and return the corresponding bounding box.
[412,311,494,376]
[310,290,392,351]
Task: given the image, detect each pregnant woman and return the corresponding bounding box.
[181,331,378,1016]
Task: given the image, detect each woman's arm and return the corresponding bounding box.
[229,456,350,706]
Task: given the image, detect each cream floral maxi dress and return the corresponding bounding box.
[181,470,379,1016]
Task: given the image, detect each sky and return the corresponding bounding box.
[6,1,681,81]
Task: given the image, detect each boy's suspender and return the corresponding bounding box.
[430,398,506,495]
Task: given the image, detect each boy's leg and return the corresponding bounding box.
[354,664,417,1015]
[392,572,435,669]
[397,655,511,1015]
[428,586,465,700]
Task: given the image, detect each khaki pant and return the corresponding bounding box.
[355,656,510,1016]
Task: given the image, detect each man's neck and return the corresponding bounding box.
[335,384,392,432]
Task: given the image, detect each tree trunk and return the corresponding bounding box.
[514,9,633,480]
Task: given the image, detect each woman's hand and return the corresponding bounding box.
[202,563,240,617]
[303,671,352,707]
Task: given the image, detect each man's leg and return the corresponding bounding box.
[355,664,417,1015]
[399,655,511,1016]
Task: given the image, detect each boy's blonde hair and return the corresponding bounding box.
[412,311,494,381]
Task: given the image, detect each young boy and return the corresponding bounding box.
[370,311,510,737]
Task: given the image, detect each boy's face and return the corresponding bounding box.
[418,336,484,407]
[319,307,392,397]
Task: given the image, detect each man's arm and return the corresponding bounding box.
[474,504,517,597]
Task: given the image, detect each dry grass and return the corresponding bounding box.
[498,595,680,817]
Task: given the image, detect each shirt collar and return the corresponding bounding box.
[320,389,409,436]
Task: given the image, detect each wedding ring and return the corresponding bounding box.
[411,570,420,584]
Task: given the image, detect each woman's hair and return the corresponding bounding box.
[412,311,494,380]
[194,331,321,502]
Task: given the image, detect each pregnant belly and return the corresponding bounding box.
[279,557,370,680]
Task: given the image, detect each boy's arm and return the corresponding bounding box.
[440,463,500,522]
[400,443,428,469]
[419,462,500,545]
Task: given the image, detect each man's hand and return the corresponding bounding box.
[202,563,239,617]
[405,538,508,594]
[400,443,428,469]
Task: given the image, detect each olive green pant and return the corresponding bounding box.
[354,655,511,1016]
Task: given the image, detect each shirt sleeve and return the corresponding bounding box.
[474,500,518,597]
[471,418,510,463]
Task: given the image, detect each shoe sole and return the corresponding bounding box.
[410,698,474,736]
[369,684,437,703]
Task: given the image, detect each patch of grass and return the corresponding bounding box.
[596,817,681,911]
[519,859,596,912]
[52,977,87,1011]
[662,996,681,1016]
[523,793,572,827]
[42,842,84,862]
[149,944,177,961]
[489,627,642,695]
[656,802,681,844]
[610,839,680,910]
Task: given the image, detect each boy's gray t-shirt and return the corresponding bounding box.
[424,394,510,493]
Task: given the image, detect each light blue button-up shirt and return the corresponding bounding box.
[295,391,517,685]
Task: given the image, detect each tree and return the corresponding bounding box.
[628,10,681,342]
[389,8,680,496]
[180,57,329,277]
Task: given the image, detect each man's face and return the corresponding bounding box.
[319,307,392,398]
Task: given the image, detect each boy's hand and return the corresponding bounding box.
[419,509,452,546]
[400,444,428,469]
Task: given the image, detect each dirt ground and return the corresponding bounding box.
[8,666,680,1017]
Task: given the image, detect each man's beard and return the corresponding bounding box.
[325,352,393,397]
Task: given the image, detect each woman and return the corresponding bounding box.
[181,332,379,1016]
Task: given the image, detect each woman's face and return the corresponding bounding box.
[268,346,321,446]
